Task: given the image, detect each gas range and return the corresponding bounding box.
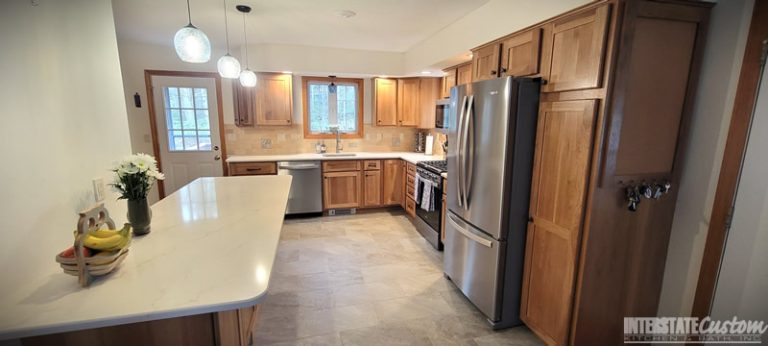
[417,160,447,175]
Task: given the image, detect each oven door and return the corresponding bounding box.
[415,185,442,232]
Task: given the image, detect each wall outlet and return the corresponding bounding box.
[261,138,273,149]
[92,178,106,202]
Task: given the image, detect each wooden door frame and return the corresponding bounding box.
[691,0,768,319]
[144,70,229,199]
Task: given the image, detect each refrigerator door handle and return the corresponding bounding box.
[456,95,468,208]
[448,213,493,248]
[464,95,475,207]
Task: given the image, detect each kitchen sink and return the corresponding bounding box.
[322,153,357,157]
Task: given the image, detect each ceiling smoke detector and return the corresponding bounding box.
[338,10,357,18]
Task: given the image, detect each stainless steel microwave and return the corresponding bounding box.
[435,99,450,129]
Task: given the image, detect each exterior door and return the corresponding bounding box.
[151,75,223,196]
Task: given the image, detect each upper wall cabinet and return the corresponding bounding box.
[374,78,398,126]
[441,62,472,99]
[542,5,609,92]
[375,77,438,128]
[499,28,542,78]
[255,73,293,125]
[472,44,501,82]
[233,72,293,127]
[397,78,420,127]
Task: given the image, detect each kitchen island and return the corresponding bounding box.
[0,176,291,345]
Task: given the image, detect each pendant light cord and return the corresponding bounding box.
[222,0,231,53]
[242,11,249,68]
[185,0,192,25]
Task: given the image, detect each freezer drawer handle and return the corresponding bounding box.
[447,214,493,248]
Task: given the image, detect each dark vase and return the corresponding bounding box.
[127,198,152,235]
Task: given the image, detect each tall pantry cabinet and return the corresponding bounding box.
[507,0,713,345]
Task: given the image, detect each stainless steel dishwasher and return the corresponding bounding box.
[277,161,322,214]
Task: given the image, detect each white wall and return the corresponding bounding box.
[404,0,590,72]
[0,0,132,294]
[657,0,754,316]
[710,60,768,322]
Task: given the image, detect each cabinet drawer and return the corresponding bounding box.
[229,162,277,176]
[406,163,416,176]
[363,160,381,170]
[406,184,416,200]
[322,160,361,172]
[405,197,416,218]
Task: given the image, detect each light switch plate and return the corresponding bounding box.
[92,178,106,202]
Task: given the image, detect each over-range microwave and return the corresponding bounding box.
[435,99,450,130]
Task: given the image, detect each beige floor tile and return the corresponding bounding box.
[339,323,433,346]
[256,211,542,345]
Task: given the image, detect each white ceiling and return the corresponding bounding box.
[112,0,489,53]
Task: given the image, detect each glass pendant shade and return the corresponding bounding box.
[217,54,241,78]
[174,24,211,63]
[239,69,257,87]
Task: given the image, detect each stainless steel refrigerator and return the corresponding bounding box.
[444,77,540,329]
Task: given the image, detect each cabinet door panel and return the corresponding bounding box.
[457,63,473,86]
[374,78,398,126]
[232,82,255,127]
[397,79,420,127]
[382,160,404,205]
[544,5,609,92]
[500,28,542,77]
[323,172,361,209]
[362,170,382,208]
[441,69,457,99]
[472,44,500,82]
[256,73,293,125]
[520,100,597,345]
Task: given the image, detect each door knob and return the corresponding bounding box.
[214,155,221,161]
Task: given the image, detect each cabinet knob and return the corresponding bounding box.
[500,67,507,74]
[490,70,497,76]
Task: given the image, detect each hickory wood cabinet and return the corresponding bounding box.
[508,1,713,345]
[441,62,472,98]
[374,77,441,128]
[322,159,405,211]
[382,159,405,206]
[22,305,260,346]
[471,28,543,82]
[233,72,293,127]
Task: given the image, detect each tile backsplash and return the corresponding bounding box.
[225,124,421,155]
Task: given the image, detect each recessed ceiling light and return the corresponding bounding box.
[338,10,357,18]
[421,71,431,75]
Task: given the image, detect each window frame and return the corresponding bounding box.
[301,76,365,139]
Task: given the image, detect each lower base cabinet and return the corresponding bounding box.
[362,170,382,207]
[21,305,261,346]
[323,171,362,209]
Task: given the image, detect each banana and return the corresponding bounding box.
[82,224,132,251]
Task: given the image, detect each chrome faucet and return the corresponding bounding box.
[330,125,343,153]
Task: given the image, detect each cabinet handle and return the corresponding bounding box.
[490,70,497,76]
[500,67,507,74]
[246,168,262,172]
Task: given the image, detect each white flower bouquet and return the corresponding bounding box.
[111,153,165,201]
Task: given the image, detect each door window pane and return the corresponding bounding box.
[163,86,214,151]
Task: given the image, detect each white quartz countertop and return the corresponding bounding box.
[226,152,444,165]
[0,176,291,340]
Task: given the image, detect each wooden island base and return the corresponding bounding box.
[21,305,260,346]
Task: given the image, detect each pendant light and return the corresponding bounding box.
[174,0,211,63]
[237,5,257,87]
[217,0,241,78]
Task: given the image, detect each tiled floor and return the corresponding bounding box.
[255,210,543,346]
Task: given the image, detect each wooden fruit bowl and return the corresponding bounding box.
[57,204,131,287]
[57,247,130,277]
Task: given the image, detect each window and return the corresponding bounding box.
[302,77,364,139]
[163,86,212,151]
